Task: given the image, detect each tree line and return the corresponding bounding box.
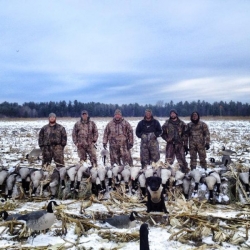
[0,100,249,118]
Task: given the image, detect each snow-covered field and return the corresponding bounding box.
[0,117,250,250]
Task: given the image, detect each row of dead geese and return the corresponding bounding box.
[0,151,248,205]
[0,144,249,203]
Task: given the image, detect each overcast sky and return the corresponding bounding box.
[1,1,250,105]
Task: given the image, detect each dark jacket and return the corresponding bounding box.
[136,117,162,138]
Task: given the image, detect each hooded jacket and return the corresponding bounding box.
[186,111,210,145]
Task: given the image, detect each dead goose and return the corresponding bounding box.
[103,211,138,229]
[121,165,131,192]
[26,148,42,162]
[138,172,146,197]
[0,167,9,193]
[130,166,141,193]
[30,169,44,196]
[97,166,107,193]
[182,176,191,199]
[174,170,185,186]
[100,148,109,165]
[6,173,19,198]
[189,169,202,194]
[239,170,250,196]
[75,163,90,193]
[205,171,221,202]
[160,167,171,195]
[106,166,113,190]
[16,200,59,231]
[140,223,150,250]
[222,155,231,166]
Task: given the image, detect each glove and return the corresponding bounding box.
[103,143,107,150]
[205,143,210,150]
[128,143,133,150]
[184,145,189,155]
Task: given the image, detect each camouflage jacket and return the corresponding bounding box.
[186,121,210,145]
[161,118,187,146]
[103,118,134,146]
[72,119,98,146]
[38,123,67,147]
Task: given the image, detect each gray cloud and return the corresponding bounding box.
[0,1,250,105]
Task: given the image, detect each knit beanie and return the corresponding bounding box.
[49,113,56,118]
[169,109,178,116]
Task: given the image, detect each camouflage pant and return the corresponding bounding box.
[42,145,64,168]
[140,136,160,167]
[165,142,188,168]
[109,144,133,166]
[77,143,97,166]
[189,142,207,169]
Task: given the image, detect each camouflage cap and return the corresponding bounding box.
[114,109,122,116]
[49,113,56,118]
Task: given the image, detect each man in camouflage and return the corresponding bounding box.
[161,109,189,173]
[38,113,67,168]
[136,109,162,168]
[72,110,98,167]
[186,111,210,170]
[103,109,134,166]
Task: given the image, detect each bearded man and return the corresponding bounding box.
[186,111,210,170]
[38,113,67,168]
[103,109,134,166]
[161,109,189,173]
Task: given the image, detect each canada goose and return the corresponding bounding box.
[140,223,150,250]
[0,168,8,193]
[107,167,113,190]
[160,167,171,194]
[100,149,109,165]
[189,169,202,194]
[222,155,231,166]
[130,166,141,194]
[205,171,221,202]
[221,146,236,156]
[30,169,44,196]
[6,173,19,198]
[26,148,42,162]
[17,200,59,231]
[138,173,146,197]
[182,176,191,199]
[103,211,138,229]
[239,171,250,196]
[209,157,222,166]
[121,165,131,192]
